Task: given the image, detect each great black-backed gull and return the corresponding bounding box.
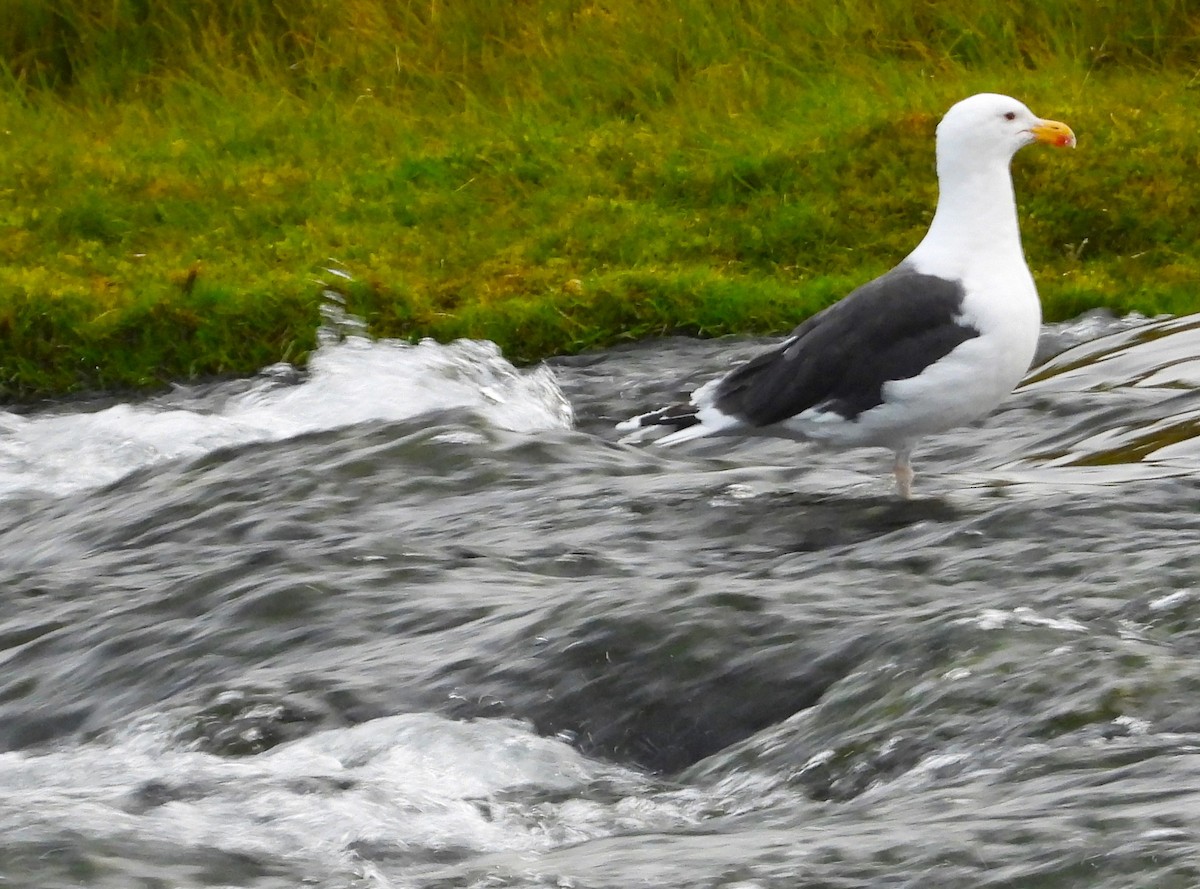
[617,93,1076,497]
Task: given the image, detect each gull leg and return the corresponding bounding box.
[893,448,914,499]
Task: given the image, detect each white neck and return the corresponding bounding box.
[906,152,1026,279]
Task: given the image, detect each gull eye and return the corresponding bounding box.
[1004,111,1017,121]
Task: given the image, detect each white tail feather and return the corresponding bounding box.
[656,423,718,446]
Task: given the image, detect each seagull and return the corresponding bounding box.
[617,93,1076,497]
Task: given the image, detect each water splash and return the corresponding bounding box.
[0,714,659,887]
[0,306,573,500]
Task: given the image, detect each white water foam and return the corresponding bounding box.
[0,713,667,887]
[0,334,573,500]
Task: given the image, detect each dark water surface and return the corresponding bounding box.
[2,312,1199,888]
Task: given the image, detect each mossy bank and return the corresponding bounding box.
[2,0,1199,399]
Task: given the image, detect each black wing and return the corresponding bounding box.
[714,266,980,426]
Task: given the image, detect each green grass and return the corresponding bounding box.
[2,0,1200,399]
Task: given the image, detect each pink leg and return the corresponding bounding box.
[893,448,914,499]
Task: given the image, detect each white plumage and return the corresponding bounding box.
[618,93,1076,497]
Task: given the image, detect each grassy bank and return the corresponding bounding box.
[2,1,1199,399]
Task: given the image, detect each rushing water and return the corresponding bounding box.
[2,309,1199,888]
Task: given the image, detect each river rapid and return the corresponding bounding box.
[1,309,1199,888]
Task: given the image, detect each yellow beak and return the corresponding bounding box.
[1031,119,1077,148]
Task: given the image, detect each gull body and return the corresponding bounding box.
[617,93,1076,496]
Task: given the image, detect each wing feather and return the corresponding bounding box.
[713,266,980,426]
